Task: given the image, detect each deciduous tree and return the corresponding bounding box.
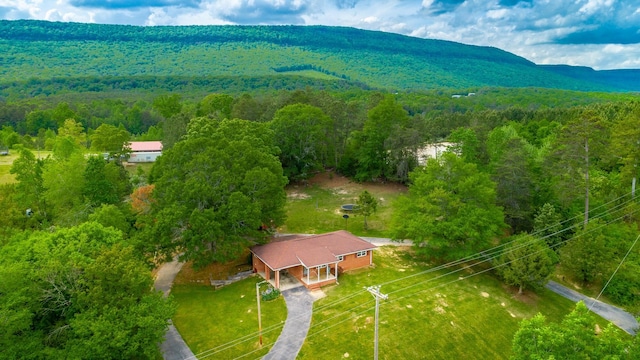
[149,118,287,268]
[356,190,378,230]
[391,152,506,261]
[496,234,556,294]
[269,104,332,181]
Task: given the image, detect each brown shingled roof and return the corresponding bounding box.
[251,230,377,270]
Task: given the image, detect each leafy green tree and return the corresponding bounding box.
[269,104,333,181]
[152,93,183,119]
[161,112,191,150]
[43,152,87,226]
[231,93,263,121]
[487,128,536,232]
[0,223,174,359]
[391,152,506,261]
[149,118,287,268]
[496,234,556,294]
[10,147,48,221]
[448,127,480,165]
[560,218,613,284]
[197,93,234,119]
[83,156,131,208]
[0,184,24,234]
[88,204,131,236]
[610,102,640,197]
[533,203,564,251]
[549,107,607,226]
[511,302,631,359]
[355,95,409,181]
[57,118,86,147]
[0,125,21,149]
[90,123,131,159]
[356,190,378,230]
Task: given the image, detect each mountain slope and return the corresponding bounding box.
[0,20,635,92]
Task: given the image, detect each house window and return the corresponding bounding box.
[337,255,344,261]
[356,250,367,258]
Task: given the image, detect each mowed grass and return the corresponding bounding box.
[298,246,587,360]
[281,172,406,237]
[0,150,53,184]
[172,278,287,360]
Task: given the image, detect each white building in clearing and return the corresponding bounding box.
[416,142,456,165]
[127,141,163,163]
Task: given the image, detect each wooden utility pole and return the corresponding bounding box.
[366,285,388,360]
[256,280,268,346]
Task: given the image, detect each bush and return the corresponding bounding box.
[603,262,640,306]
[261,286,281,301]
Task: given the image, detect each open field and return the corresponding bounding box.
[281,171,406,237]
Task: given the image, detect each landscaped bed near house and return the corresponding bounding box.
[171,278,287,360]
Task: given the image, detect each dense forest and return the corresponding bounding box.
[2,20,640,93]
[2,19,640,359]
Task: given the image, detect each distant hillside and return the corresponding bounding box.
[0,20,637,92]
[541,65,640,92]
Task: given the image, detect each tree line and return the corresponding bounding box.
[2,87,640,357]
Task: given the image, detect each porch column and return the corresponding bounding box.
[275,270,280,289]
[335,263,339,284]
[306,266,310,285]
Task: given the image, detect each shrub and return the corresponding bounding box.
[261,286,281,301]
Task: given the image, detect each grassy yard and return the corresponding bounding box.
[281,171,406,237]
[172,278,287,360]
[0,150,53,184]
[297,246,597,360]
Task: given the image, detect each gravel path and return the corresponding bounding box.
[546,280,638,335]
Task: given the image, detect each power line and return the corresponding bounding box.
[184,194,639,359]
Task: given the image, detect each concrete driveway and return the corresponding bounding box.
[546,280,639,335]
[263,285,315,360]
[154,258,196,360]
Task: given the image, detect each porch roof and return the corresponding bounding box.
[251,230,377,271]
[296,247,339,268]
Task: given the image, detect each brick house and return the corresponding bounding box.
[250,230,377,290]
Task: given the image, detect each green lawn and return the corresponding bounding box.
[297,246,586,359]
[281,179,404,237]
[171,278,287,359]
[171,247,616,359]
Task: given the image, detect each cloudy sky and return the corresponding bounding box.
[1,0,639,70]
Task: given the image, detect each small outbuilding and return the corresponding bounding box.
[127,141,163,163]
[251,230,377,290]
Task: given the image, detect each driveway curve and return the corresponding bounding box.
[263,286,315,360]
[154,258,196,360]
[546,280,638,335]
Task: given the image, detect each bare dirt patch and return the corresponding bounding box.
[301,170,407,195]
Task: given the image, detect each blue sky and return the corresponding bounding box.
[1,0,639,69]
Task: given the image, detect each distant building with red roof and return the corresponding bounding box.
[127,141,163,163]
[251,231,377,290]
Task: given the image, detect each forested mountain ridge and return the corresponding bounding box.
[1,20,637,92]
